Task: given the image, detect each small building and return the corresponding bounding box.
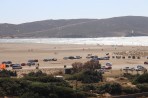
[64,68,72,74]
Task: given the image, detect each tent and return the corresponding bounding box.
[0,64,6,70]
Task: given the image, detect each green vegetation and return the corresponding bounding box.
[123,73,148,93]
[98,82,122,95]
[123,73,139,82]
[134,73,148,84]
[1,60,148,97]
[137,83,148,92]
[0,70,86,98]
[0,70,17,77]
[67,70,102,83]
[68,61,102,83]
[122,86,140,94]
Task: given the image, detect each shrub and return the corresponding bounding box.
[0,78,23,96]
[82,84,96,91]
[67,70,102,83]
[122,86,140,94]
[134,73,148,84]
[0,71,85,98]
[71,61,101,74]
[98,82,122,95]
[81,70,102,83]
[0,70,17,77]
[20,92,41,98]
[83,61,101,71]
[27,70,47,77]
[72,62,83,73]
[137,83,148,92]
[123,73,139,81]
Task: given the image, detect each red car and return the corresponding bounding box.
[144,61,148,64]
[21,63,26,66]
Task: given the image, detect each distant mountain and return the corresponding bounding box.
[0,16,148,38]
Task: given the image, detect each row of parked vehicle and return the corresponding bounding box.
[1,59,39,69]
[86,54,110,61]
[123,65,145,71]
[63,56,82,60]
[43,58,57,62]
[2,61,22,69]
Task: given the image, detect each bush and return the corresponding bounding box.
[20,92,41,98]
[83,61,101,70]
[122,86,140,94]
[83,92,97,97]
[27,70,47,77]
[81,70,102,83]
[71,61,101,73]
[0,71,86,98]
[98,82,122,95]
[123,73,139,81]
[137,83,148,92]
[134,73,148,84]
[81,84,96,91]
[72,62,83,73]
[0,70,17,77]
[67,70,102,83]
[0,78,22,96]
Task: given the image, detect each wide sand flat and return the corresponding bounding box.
[0,43,148,70]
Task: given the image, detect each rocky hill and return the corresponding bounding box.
[0,16,148,38]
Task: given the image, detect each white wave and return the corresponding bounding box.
[0,36,148,46]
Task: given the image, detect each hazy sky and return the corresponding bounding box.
[0,0,148,24]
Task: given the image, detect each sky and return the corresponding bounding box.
[0,0,148,24]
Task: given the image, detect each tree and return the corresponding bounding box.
[72,62,83,73]
[98,82,122,94]
[83,61,101,71]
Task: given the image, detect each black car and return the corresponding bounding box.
[27,62,36,66]
[12,64,22,69]
[2,61,12,67]
[28,59,38,63]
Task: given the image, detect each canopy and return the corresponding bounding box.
[0,64,6,70]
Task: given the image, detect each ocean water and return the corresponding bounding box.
[0,36,148,46]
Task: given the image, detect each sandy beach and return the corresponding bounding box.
[0,43,148,70]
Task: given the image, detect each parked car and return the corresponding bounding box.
[28,59,38,63]
[106,62,112,66]
[63,56,75,60]
[69,56,75,59]
[43,58,57,62]
[63,57,69,60]
[12,64,22,69]
[86,55,98,59]
[74,56,82,59]
[2,61,12,67]
[27,62,36,66]
[101,65,112,69]
[123,67,135,71]
[135,65,144,71]
[98,56,110,60]
[144,61,148,64]
[21,63,26,66]
[90,58,99,61]
[105,66,112,69]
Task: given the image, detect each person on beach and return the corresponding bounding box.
[36,63,39,69]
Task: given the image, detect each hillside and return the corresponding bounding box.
[0,16,148,38]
